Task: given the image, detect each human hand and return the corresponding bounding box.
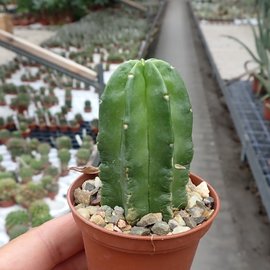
[0,213,87,270]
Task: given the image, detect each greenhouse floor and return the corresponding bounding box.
[151,0,270,269]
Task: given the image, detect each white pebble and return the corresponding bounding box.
[94,177,103,189]
[174,214,186,226]
[77,208,90,219]
[194,181,210,198]
[172,226,191,234]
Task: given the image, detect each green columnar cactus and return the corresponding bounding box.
[98,59,193,224]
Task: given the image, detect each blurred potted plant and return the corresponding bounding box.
[5,210,30,240]
[7,138,28,161]
[30,159,44,175]
[37,142,51,167]
[43,165,60,181]
[69,119,81,133]
[75,113,84,125]
[18,166,34,184]
[29,200,52,227]
[19,122,31,138]
[0,178,17,207]
[15,181,46,208]
[0,129,10,144]
[41,175,59,200]
[76,148,91,166]
[57,148,71,176]
[56,135,72,150]
[0,90,6,106]
[84,100,92,112]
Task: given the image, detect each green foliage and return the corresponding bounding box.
[29,200,50,216]
[5,210,29,233]
[57,148,71,164]
[0,171,14,180]
[43,166,59,179]
[30,159,44,174]
[76,148,91,165]
[56,136,72,150]
[18,167,33,183]
[41,175,59,193]
[8,224,29,240]
[0,178,17,201]
[0,129,10,140]
[15,182,46,208]
[7,138,28,159]
[29,200,52,227]
[31,213,52,227]
[37,142,51,156]
[29,138,40,151]
[98,59,193,224]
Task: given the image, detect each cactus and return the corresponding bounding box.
[76,148,91,166]
[98,59,193,224]
[29,200,52,227]
[15,182,46,208]
[0,178,17,202]
[8,224,29,240]
[56,136,72,150]
[5,210,29,233]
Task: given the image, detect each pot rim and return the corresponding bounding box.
[67,172,220,241]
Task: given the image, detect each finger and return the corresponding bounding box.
[0,213,84,270]
[53,250,87,270]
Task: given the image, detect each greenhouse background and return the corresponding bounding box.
[0,0,269,269]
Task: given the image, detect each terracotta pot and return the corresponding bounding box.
[252,76,261,94]
[0,200,16,208]
[68,173,220,270]
[47,192,57,200]
[263,98,270,120]
[70,125,80,133]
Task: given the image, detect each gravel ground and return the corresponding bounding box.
[192,19,270,270]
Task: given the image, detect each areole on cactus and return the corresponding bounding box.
[98,58,193,225]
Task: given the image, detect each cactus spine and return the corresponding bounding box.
[98,59,193,224]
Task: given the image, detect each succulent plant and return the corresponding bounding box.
[31,211,52,227]
[58,148,71,176]
[98,59,193,224]
[43,165,59,180]
[15,182,47,208]
[37,142,51,156]
[56,136,72,150]
[0,171,14,180]
[5,210,29,236]
[18,167,34,183]
[0,129,10,144]
[76,148,91,166]
[0,117,5,127]
[30,159,44,174]
[84,100,92,112]
[28,138,40,151]
[7,138,28,160]
[29,200,50,216]
[81,135,94,150]
[29,200,52,227]
[41,175,59,194]
[75,113,84,124]
[0,178,17,202]
[8,224,29,240]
